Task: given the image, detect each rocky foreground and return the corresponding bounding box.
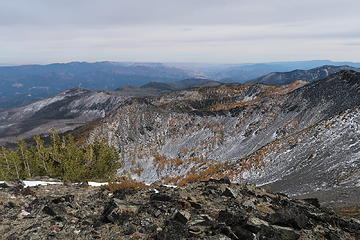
[0,179,359,240]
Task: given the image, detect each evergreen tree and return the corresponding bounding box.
[17,140,32,178]
[0,147,12,180]
[34,135,50,175]
[0,131,121,182]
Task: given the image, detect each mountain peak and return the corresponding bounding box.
[248,65,360,85]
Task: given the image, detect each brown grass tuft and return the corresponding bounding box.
[104,178,150,192]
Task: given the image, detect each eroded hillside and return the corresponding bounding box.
[88,80,308,181]
[87,71,360,202]
[239,106,360,198]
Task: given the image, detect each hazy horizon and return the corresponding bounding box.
[2,59,360,67]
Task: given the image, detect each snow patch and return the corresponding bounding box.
[87,182,108,187]
[163,184,178,188]
[0,180,109,187]
[24,181,63,187]
[256,178,280,187]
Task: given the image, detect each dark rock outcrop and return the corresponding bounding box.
[0,180,359,240]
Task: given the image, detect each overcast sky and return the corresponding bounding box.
[1,0,360,64]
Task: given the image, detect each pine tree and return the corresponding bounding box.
[0,147,11,180]
[0,131,121,181]
[48,129,65,177]
[34,135,50,175]
[87,138,120,181]
[61,134,87,181]
[17,140,32,178]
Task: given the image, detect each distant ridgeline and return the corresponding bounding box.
[0,61,191,109]
[0,130,120,182]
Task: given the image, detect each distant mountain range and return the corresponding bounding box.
[0,61,191,109]
[198,60,360,82]
[247,65,360,85]
[2,60,360,109]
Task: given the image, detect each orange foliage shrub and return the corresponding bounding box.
[177,165,223,185]
[153,154,184,169]
[162,175,182,184]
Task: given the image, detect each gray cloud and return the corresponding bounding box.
[1,0,359,26]
[0,0,360,63]
[344,42,360,46]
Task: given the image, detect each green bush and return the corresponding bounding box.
[0,130,121,182]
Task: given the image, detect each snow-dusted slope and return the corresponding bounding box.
[88,71,360,186]
[240,107,360,196]
[0,88,128,144]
